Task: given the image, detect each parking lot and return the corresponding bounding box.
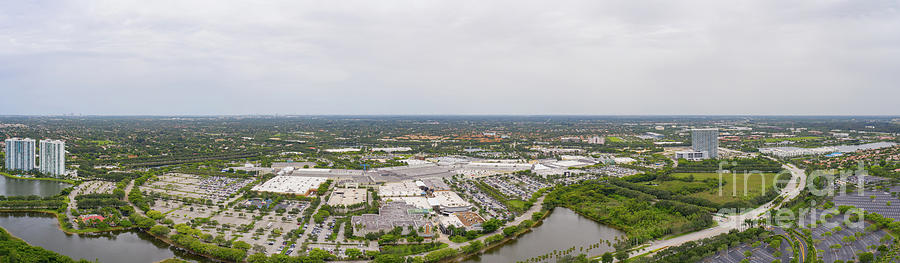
[449,177,512,219]
[137,173,330,255]
[141,173,252,204]
[156,201,218,224]
[705,209,889,263]
[481,173,549,200]
[73,181,116,195]
[833,187,900,220]
[705,241,793,263]
[582,165,641,178]
[811,221,887,262]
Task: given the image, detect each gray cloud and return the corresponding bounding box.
[1,0,898,115]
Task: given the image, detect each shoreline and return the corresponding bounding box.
[452,206,553,262]
[0,209,228,263]
[454,206,640,263]
[144,230,231,263]
[0,172,77,184]
[0,209,127,235]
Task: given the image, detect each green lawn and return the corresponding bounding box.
[670,172,781,205]
[606,136,625,142]
[653,180,714,195]
[507,200,527,211]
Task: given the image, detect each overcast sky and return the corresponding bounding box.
[1,0,898,115]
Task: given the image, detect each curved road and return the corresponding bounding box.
[789,229,807,262]
[625,163,806,259]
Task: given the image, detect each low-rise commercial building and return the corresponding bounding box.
[327,188,368,206]
[675,151,707,161]
[251,176,327,196]
[429,191,472,215]
[350,201,432,236]
[378,181,425,197]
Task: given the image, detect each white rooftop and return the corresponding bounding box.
[252,176,327,195]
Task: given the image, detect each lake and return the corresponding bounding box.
[0,176,208,262]
[0,175,71,197]
[0,212,209,263]
[463,208,625,263]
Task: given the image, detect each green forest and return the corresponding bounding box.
[542,180,714,248]
[675,157,782,173]
[0,227,91,263]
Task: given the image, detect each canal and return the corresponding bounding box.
[463,207,625,263]
[0,176,207,262]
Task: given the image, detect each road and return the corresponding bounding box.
[301,191,330,241]
[124,179,147,217]
[792,230,807,262]
[626,163,806,259]
[65,183,80,223]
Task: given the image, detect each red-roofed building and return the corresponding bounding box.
[79,214,106,223]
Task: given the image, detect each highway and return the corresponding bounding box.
[625,163,807,259]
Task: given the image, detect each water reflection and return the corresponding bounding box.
[464,208,625,263]
[0,212,210,262]
[0,176,70,197]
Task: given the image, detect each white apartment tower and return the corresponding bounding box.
[691,128,719,159]
[39,139,66,176]
[4,138,36,171]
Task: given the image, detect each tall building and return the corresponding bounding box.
[39,139,66,176]
[691,128,719,159]
[4,138,36,171]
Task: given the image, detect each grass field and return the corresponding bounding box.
[654,180,714,195]
[670,172,781,205]
[606,136,625,143]
[507,200,527,211]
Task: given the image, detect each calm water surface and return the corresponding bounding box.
[0,176,208,262]
[464,208,625,263]
[0,212,209,263]
[0,176,70,197]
